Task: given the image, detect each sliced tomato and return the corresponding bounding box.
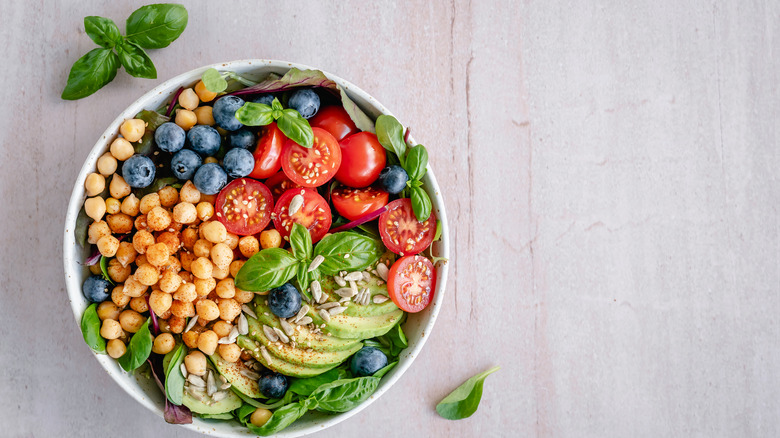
[281,127,341,188]
[332,186,389,221]
[265,171,301,199]
[335,132,386,188]
[248,122,285,179]
[273,188,332,243]
[379,198,436,256]
[387,255,436,313]
[309,106,358,142]
[215,178,274,236]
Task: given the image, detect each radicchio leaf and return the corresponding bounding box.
[165,87,185,117]
[329,206,387,234]
[145,295,159,335]
[148,358,192,424]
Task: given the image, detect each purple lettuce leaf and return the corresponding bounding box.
[145,295,159,335]
[148,358,192,424]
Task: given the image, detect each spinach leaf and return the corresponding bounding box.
[378,324,408,358]
[277,109,314,148]
[288,368,349,397]
[435,366,500,420]
[84,16,121,48]
[410,186,432,222]
[235,402,256,422]
[133,131,155,155]
[289,223,312,261]
[164,342,186,405]
[118,319,153,372]
[135,109,170,131]
[80,303,106,353]
[246,402,308,436]
[116,40,157,79]
[75,207,90,247]
[232,389,293,410]
[99,256,114,285]
[202,68,228,93]
[61,48,120,100]
[309,376,381,413]
[313,232,383,275]
[404,144,428,181]
[375,115,407,166]
[234,248,299,292]
[373,361,397,378]
[125,4,188,49]
[235,102,274,126]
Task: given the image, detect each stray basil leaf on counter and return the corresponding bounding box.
[436,366,500,420]
[118,319,153,372]
[84,16,122,48]
[116,40,157,79]
[201,67,228,93]
[410,186,432,222]
[80,303,106,354]
[61,48,120,100]
[125,3,188,49]
[376,115,407,167]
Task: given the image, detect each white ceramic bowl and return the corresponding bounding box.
[63,60,449,437]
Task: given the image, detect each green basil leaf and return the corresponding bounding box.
[373,361,397,378]
[233,389,293,410]
[277,109,314,148]
[61,48,120,100]
[235,248,299,292]
[75,207,90,247]
[84,16,121,48]
[125,3,188,49]
[436,366,500,420]
[289,223,312,261]
[99,256,114,285]
[135,109,170,131]
[313,232,384,275]
[201,68,227,93]
[288,368,349,397]
[377,324,407,358]
[80,303,106,353]
[116,40,157,79]
[133,131,155,155]
[295,264,311,300]
[118,319,153,372]
[433,220,443,242]
[309,376,381,413]
[235,402,256,422]
[375,115,407,166]
[235,102,274,126]
[410,186,432,222]
[246,402,308,435]
[404,144,428,181]
[271,97,283,112]
[164,342,187,405]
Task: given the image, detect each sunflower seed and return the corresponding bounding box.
[229,326,240,342]
[180,363,189,378]
[240,368,261,380]
[218,336,232,344]
[238,313,249,335]
[362,271,372,281]
[334,276,346,287]
[311,283,322,303]
[241,304,257,319]
[187,387,206,401]
[273,327,290,343]
[187,374,206,387]
[376,263,389,281]
[308,255,325,272]
[339,297,352,303]
[219,374,227,384]
[335,287,356,298]
[206,371,217,396]
[328,305,346,315]
[318,309,331,322]
[184,315,199,333]
[293,305,309,323]
[263,325,279,342]
[318,301,340,310]
[297,316,313,325]
[344,271,364,282]
[260,346,272,363]
[349,280,359,295]
[288,194,304,216]
[372,294,389,304]
[220,381,232,390]
[212,391,227,402]
[279,318,294,337]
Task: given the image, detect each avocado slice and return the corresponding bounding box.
[318,276,400,318]
[237,335,342,378]
[182,389,242,415]
[309,308,404,339]
[209,352,261,398]
[252,301,362,352]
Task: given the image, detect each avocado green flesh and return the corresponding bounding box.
[237,336,341,378]
[252,302,362,352]
[182,388,242,414]
[308,308,404,339]
[318,276,399,318]
[210,352,261,398]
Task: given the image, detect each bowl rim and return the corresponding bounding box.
[63,58,450,437]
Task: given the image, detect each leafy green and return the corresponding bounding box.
[289,223,313,261]
[436,366,500,420]
[84,16,121,48]
[80,303,106,353]
[118,319,153,372]
[135,109,170,131]
[375,115,407,167]
[99,256,114,285]
[164,342,187,405]
[199,412,234,420]
[235,102,274,127]
[288,368,349,397]
[234,248,299,292]
[313,232,384,275]
[410,186,432,222]
[404,144,429,181]
[75,207,90,247]
[116,40,157,79]
[133,131,155,155]
[246,402,308,436]
[433,220,443,241]
[377,323,408,358]
[61,48,120,100]
[202,68,228,93]
[125,4,188,49]
[236,98,313,148]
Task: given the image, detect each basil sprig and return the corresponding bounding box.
[80,303,106,354]
[436,366,500,420]
[235,98,314,148]
[62,4,188,100]
[117,318,153,372]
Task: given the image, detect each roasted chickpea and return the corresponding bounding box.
[193,239,213,258]
[181,227,199,250]
[107,339,127,358]
[194,80,217,102]
[201,221,227,243]
[170,299,195,318]
[97,235,120,257]
[180,251,196,272]
[112,285,131,307]
[134,214,149,231]
[109,174,131,199]
[97,301,121,321]
[110,137,134,161]
[196,202,215,222]
[146,242,170,267]
[139,194,160,215]
[147,206,172,231]
[218,298,241,322]
[215,278,236,299]
[210,243,233,270]
[130,295,149,313]
[120,119,146,142]
[260,229,282,249]
[251,408,273,427]
[179,270,194,283]
[238,236,260,258]
[194,106,215,125]
[174,282,197,302]
[204,157,219,164]
[119,194,140,216]
[229,260,245,278]
[148,291,171,317]
[159,270,182,293]
[168,315,185,334]
[122,276,148,298]
[191,257,213,279]
[194,277,216,297]
[234,288,255,304]
[134,264,160,286]
[107,258,131,283]
[105,197,121,215]
[182,330,200,349]
[173,202,198,224]
[106,213,133,234]
[184,350,207,376]
[175,109,197,130]
[156,231,181,254]
[119,309,145,333]
[163,256,182,273]
[132,230,155,254]
[178,88,199,110]
[97,153,118,176]
[89,264,102,275]
[212,320,233,338]
[152,333,176,355]
[85,173,105,197]
[178,181,201,203]
[197,330,218,355]
[158,185,179,207]
[85,197,106,222]
[218,343,241,363]
[212,262,229,280]
[224,232,239,250]
[88,220,111,244]
[115,242,137,267]
[196,299,220,321]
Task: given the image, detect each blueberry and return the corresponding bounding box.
[228,129,256,150]
[350,347,389,377]
[83,275,111,303]
[222,148,255,178]
[122,154,156,188]
[212,95,245,131]
[258,372,289,399]
[192,163,228,195]
[288,89,320,119]
[252,94,275,106]
[378,165,409,195]
[267,283,302,318]
[187,125,222,157]
[171,149,203,180]
[154,122,186,153]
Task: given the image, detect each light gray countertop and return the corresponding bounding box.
[1,1,778,436]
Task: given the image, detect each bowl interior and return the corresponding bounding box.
[63,59,450,437]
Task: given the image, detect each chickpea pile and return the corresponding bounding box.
[83,81,284,378]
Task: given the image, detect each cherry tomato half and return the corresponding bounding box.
[280,127,341,188]
[273,188,332,243]
[379,198,436,256]
[265,171,301,199]
[387,255,436,313]
[215,178,274,236]
[335,132,386,188]
[248,122,285,179]
[332,186,389,221]
[309,106,358,142]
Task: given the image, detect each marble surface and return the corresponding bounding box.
[1,0,778,436]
